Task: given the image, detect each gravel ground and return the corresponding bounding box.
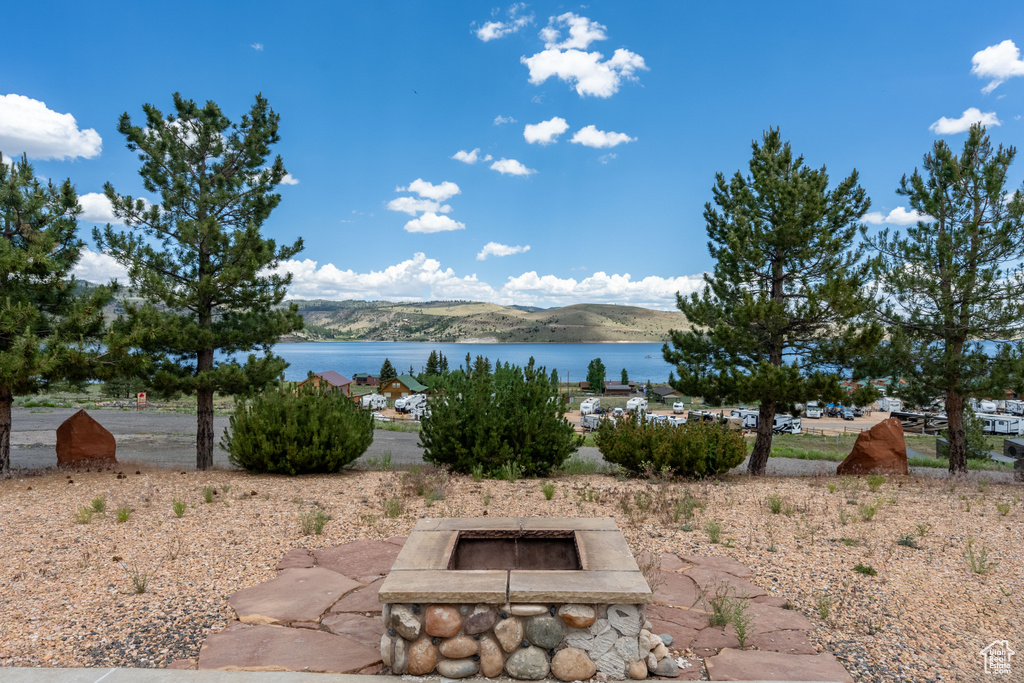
[0,464,1020,681]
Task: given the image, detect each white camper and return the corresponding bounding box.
[580,397,601,415]
[879,396,903,413]
[361,393,387,411]
[626,397,648,412]
[395,393,426,413]
[730,409,802,434]
[979,413,1024,436]
[1004,399,1024,416]
[805,401,823,419]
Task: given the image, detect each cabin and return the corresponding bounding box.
[298,371,352,396]
[652,385,682,404]
[381,374,428,401]
[603,380,634,397]
[352,373,380,386]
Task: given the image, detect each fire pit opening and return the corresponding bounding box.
[448,529,581,570]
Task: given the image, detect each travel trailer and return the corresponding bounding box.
[580,397,601,415]
[729,409,802,435]
[626,397,648,412]
[394,393,426,413]
[361,393,387,411]
[878,396,903,413]
[805,401,822,419]
[979,413,1024,436]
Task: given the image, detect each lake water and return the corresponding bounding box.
[271,342,674,383]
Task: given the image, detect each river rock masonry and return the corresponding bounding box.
[377,517,671,680]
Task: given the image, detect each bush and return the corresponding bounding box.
[223,382,374,475]
[595,413,746,478]
[420,355,582,477]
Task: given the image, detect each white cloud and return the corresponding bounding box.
[404,212,465,233]
[77,192,155,224]
[494,115,517,126]
[452,148,492,164]
[397,178,461,201]
[0,93,102,160]
[272,253,499,302]
[475,3,533,42]
[477,242,531,260]
[929,107,1001,134]
[250,42,264,51]
[524,116,569,145]
[972,40,1024,94]
[598,153,616,164]
[387,196,451,216]
[540,12,607,50]
[570,125,635,148]
[280,173,299,185]
[490,158,536,176]
[862,207,930,226]
[503,271,704,309]
[521,47,647,98]
[72,247,129,283]
[270,252,705,309]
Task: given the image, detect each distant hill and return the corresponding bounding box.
[285,300,690,343]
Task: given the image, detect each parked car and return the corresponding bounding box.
[841,408,855,421]
[852,405,863,417]
[612,407,625,418]
[672,401,686,414]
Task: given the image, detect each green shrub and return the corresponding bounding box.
[91,495,107,513]
[299,508,331,536]
[595,412,746,478]
[853,563,877,576]
[172,498,186,517]
[420,355,581,477]
[223,381,374,475]
[115,506,132,523]
[541,482,556,500]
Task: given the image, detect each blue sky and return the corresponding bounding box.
[3,1,1023,309]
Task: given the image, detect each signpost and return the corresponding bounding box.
[136,392,147,411]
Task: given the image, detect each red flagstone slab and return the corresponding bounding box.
[329,576,384,614]
[752,595,791,608]
[322,612,386,650]
[385,536,408,546]
[652,570,702,608]
[748,603,814,635]
[746,629,817,655]
[675,657,704,680]
[690,626,740,656]
[229,568,361,624]
[198,622,380,673]
[276,548,315,571]
[677,555,754,579]
[705,648,854,682]
[648,605,711,630]
[313,539,402,582]
[683,566,766,599]
[659,553,688,571]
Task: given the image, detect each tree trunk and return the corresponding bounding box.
[945,391,967,475]
[0,385,12,479]
[196,348,215,471]
[748,401,775,475]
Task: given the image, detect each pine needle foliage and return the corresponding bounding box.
[0,155,115,478]
[420,354,581,477]
[664,129,881,475]
[595,412,746,478]
[96,93,303,470]
[868,125,1024,475]
[223,382,373,475]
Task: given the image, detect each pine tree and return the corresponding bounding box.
[439,352,449,374]
[665,129,881,475]
[586,358,606,394]
[425,350,439,376]
[0,155,114,478]
[380,358,397,383]
[96,93,303,470]
[621,368,629,384]
[870,125,1024,475]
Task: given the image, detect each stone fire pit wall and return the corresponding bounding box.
[377,518,669,681]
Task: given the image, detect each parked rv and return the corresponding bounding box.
[361,393,388,411]
[395,393,426,413]
[626,397,648,412]
[672,401,686,414]
[805,401,822,419]
[1005,399,1024,416]
[580,414,602,432]
[729,409,803,434]
[667,415,687,427]
[878,396,903,413]
[580,397,601,416]
[979,413,1024,436]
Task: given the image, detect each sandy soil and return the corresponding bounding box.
[0,465,1019,681]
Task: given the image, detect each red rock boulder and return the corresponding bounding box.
[836,417,907,475]
[56,410,116,466]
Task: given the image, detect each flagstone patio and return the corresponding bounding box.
[187,533,853,682]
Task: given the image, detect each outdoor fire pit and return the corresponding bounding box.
[377,517,671,680]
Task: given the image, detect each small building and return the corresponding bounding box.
[603,381,633,397]
[352,373,380,386]
[579,381,591,392]
[381,374,428,401]
[298,371,352,396]
[652,385,682,403]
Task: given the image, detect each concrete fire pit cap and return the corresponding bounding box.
[378,517,652,604]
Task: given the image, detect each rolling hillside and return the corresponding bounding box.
[286,300,690,343]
